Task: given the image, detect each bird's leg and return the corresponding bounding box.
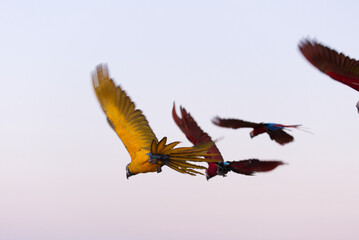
[216,162,229,177]
[147,153,170,173]
[147,153,170,164]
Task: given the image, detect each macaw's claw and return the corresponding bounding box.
[147,153,170,164]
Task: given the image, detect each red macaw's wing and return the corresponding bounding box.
[227,159,284,175]
[212,117,261,129]
[267,129,294,145]
[299,39,359,91]
[172,104,224,162]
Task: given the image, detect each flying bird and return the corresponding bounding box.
[299,38,359,113]
[92,64,218,178]
[172,104,284,180]
[212,117,301,145]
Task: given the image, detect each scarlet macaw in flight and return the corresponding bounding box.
[92,64,218,178]
[299,38,359,113]
[212,117,300,145]
[172,104,284,180]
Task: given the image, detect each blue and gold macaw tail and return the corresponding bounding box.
[149,137,219,176]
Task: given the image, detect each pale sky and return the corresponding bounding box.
[1,1,359,240]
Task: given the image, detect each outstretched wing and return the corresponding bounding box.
[299,38,359,92]
[267,129,294,145]
[227,159,284,175]
[172,104,223,162]
[92,64,157,159]
[212,117,261,129]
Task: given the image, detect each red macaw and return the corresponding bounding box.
[212,117,301,145]
[92,64,218,178]
[299,38,359,113]
[172,104,284,180]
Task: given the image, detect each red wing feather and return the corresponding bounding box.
[299,39,359,92]
[212,117,261,129]
[267,129,294,145]
[227,159,284,175]
[172,104,223,162]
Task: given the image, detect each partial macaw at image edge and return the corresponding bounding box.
[299,38,359,113]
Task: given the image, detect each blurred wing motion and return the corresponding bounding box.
[213,117,300,145]
[172,104,224,179]
[172,103,223,161]
[211,117,260,129]
[92,64,217,177]
[266,128,294,145]
[226,160,284,176]
[173,104,284,180]
[299,38,359,91]
[299,38,359,113]
[93,64,157,157]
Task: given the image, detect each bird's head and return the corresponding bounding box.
[205,163,218,180]
[249,130,255,138]
[126,163,134,179]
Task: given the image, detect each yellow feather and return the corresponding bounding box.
[162,141,181,154]
[92,64,158,174]
[156,137,167,152]
[166,162,197,176]
[150,139,157,154]
[93,64,220,177]
[170,160,207,169]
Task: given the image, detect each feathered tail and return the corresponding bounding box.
[149,137,219,176]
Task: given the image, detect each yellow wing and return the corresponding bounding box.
[92,64,157,159]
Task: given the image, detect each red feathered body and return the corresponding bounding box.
[173,104,284,180]
[213,117,300,145]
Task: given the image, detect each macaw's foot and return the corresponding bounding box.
[148,153,169,173]
[147,152,170,164]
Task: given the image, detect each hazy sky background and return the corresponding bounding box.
[1,1,359,239]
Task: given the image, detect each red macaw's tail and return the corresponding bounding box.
[270,124,301,129]
[274,124,313,135]
[149,137,219,176]
[281,124,301,128]
[225,159,284,176]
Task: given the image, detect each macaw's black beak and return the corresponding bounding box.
[249,131,254,138]
[356,101,359,114]
[126,164,133,179]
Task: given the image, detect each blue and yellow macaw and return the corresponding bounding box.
[92,64,217,178]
